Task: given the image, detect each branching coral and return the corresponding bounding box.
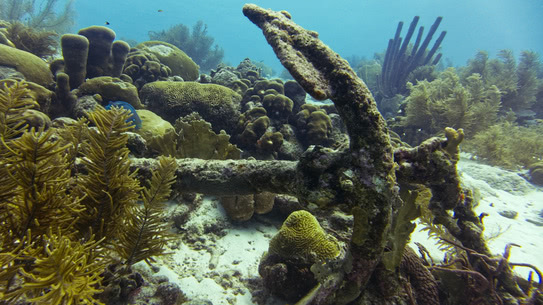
[74,106,142,242]
[0,80,179,304]
[461,49,541,114]
[378,16,446,98]
[464,121,543,169]
[14,230,106,305]
[396,67,500,144]
[115,156,177,269]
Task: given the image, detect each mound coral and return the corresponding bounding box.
[76,76,143,109]
[140,81,241,134]
[269,210,340,261]
[295,104,333,146]
[122,48,172,89]
[220,192,275,221]
[0,43,53,86]
[136,41,199,81]
[258,210,341,301]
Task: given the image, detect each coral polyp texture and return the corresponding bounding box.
[136,41,199,81]
[140,81,241,134]
[268,210,340,261]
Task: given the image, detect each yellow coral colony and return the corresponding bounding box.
[269,210,340,261]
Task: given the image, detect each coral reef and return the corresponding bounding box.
[1,3,540,304]
[122,48,172,89]
[76,76,144,109]
[295,104,333,146]
[140,81,241,134]
[0,81,178,304]
[268,210,340,261]
[148,20,224,72]
[136,41,199,81]
[0,43,53,86]
[127,5,539,304]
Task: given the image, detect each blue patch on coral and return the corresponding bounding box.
[105,101,142,129]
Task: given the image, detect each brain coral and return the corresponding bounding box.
[140,81,241,134]
[269,210,340,261]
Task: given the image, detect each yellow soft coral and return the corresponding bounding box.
[269,210,340,261]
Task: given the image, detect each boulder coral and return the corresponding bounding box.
[262,92,293,121]
[135,109,175,146]
[220,192,275,221]
[236,107,270,149]
[76,76,144,109]
[122,49,172,89]
[140,81,241,134]
[295,104,332,145]
[136,41,199,81]
[0,44,53,86]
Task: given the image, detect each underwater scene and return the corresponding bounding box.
[1,0,543,304]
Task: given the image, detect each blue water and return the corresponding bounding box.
[75,0,543,73]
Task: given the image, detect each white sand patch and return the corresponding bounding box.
[152,197,280,305]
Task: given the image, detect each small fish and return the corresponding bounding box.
[105,101,142,129]
[158,9,163,12]
[105,21,110,25]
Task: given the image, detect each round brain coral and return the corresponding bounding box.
[269,210,340,261]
